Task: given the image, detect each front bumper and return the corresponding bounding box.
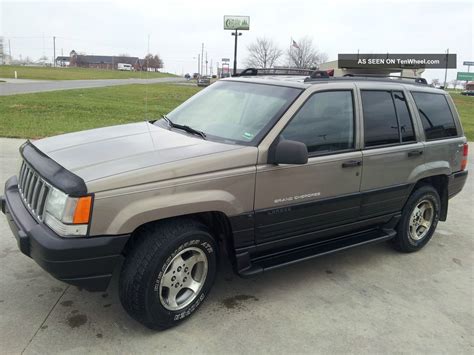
[1,176,130,291]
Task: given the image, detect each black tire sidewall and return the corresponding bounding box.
[397,186,440,251]
[145,229,217,328]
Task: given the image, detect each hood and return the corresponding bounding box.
[32,122,257,190]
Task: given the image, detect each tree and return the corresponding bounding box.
[287,37,327,69]
[245,37,283,68]
[431,78,440,87]
[144,53,164,71]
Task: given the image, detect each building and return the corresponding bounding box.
[59,50,146,70]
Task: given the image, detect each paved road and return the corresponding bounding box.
[0,77,185,95]
[0,137,472,354]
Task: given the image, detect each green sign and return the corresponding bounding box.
[456,72,474,81]
[224,16,250,30]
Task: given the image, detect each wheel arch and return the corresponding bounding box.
[122,211,237,261]
[410,174,449,221]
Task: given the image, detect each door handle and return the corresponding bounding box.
[408,150,423,157]
[342,160,362,168]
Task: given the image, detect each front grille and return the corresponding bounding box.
[18,161,51,221]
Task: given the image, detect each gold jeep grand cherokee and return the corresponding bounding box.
[1,69,468,329]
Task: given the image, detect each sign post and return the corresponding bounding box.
[224,15,250,76]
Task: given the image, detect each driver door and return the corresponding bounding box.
[254,89,362,250]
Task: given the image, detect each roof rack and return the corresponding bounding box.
[234,67,317,77]
[304,73,428,85]
[342,74,428,85]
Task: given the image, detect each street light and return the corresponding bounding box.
[231,30,242,76]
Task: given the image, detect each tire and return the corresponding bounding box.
[393,184,441,253]
[119,218,218,330]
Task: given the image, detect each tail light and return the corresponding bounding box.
[461,143,468,171]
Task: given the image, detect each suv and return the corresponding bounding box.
[1,71,468,330]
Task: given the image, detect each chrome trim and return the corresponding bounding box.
[17,160,52,222]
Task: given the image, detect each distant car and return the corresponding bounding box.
[212,75,217,79]
[184,73,191,80]
[461,90,474,96]
[192,73,200,79]
[117,63,132,71]
[197,76,211,87]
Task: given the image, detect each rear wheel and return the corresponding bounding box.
[119,219,217,329]
[393,185,441,252]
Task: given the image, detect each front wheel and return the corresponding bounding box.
[119,219,217,329]
[393,185,441,253]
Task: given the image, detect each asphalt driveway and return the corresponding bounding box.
[0,137,472,354]
[0,77,184,96]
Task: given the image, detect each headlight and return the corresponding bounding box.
[44,187,93,237]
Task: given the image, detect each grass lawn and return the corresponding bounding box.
[0,85,472,140]
[449,91,474,140]
[0,84,200,138]
[0,65,176,80]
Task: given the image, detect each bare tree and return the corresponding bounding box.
[287,37,327,69]
[245,37,283,68]
[431,78,440,87]
[144,53,164,71]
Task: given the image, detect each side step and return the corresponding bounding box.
[238,228,396,277]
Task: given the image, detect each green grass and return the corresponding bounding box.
[449,91,474,140]
[0,86,472,140]
[0,84,201,138]
[0,65,176,80]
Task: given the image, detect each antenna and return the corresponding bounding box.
[145,34,150,119]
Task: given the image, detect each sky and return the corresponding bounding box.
[1,0,473,82]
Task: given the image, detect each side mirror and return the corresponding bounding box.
[270,139,308,165]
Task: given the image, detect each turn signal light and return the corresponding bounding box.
[73,196,93,224]
[461,143,468,171]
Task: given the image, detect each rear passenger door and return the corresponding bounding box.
[359,88,424,218]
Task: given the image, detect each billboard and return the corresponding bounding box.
[224,16,250,30]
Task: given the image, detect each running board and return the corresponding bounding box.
[238,229,396,277]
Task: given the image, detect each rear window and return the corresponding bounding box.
[411,92,458,140]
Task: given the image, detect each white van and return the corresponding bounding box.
[117,63,132,71]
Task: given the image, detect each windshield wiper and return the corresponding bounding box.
[162,115,206,139]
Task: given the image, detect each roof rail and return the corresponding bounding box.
[341,73,428,85]
[234,67,317,77]
[304,74,428,86]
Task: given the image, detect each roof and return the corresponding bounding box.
[55,56,69,61]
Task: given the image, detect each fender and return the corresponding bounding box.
[89,170,256,236]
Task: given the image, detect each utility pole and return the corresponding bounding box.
[205,51,208,76]
[210,59,213,76]
[443,48,449,90]
[198,54,200,75]
[53,36,56,67]
[8,39,12,63]
[201,43,204,76]
[231,30,242,76]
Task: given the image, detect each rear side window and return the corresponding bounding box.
[280,91,354,154]
[362,90,417,147]
[361,91,400,147]
[411,92,457,140]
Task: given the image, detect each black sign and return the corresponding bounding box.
[338,53,457,69]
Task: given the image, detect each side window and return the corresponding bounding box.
[393,91,415,142]
[361,91,400,147]
[411,92,458,140]
[281,91,354,154]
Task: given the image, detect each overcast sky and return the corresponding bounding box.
[1,0,473,81]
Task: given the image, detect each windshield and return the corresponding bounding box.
[163,81,302,145]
